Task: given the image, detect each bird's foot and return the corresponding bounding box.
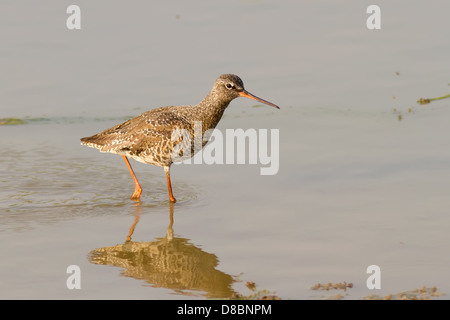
[130,187,142,200]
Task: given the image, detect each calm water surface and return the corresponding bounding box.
[1,1,449,299]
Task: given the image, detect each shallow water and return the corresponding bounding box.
[1,1,449,299]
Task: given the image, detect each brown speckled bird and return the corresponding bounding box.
[80,74,279,202]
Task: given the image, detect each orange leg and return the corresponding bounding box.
[164,166,176,203]
[166,202,174,240]
[122,156,142,200]
[126,210,141,242]
[126,202,142,241]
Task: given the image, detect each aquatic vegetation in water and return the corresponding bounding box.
[310,281,354,300]
[392,90,450,122]
[229,281,281,300]
[0,118,27,125]
[417,94,450,105]
[365,286,444,300]
[311,281,353,291]
[310,282,444,300]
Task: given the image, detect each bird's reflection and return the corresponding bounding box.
[88,202,236,298]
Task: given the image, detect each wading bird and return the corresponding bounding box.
[80,74,279,202]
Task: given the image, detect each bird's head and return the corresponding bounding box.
[212,74,279,109]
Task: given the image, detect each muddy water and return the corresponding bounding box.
[1,1,449,299]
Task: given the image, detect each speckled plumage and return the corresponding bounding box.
[80,74,279,202]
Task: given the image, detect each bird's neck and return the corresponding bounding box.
[193,92,231,133]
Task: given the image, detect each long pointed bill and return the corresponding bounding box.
[239,90,280,109]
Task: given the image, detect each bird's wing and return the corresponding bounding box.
[81,108,194,159]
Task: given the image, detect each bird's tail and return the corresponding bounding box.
[80,134,106,150]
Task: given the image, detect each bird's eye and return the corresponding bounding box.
[225,83,234,89]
